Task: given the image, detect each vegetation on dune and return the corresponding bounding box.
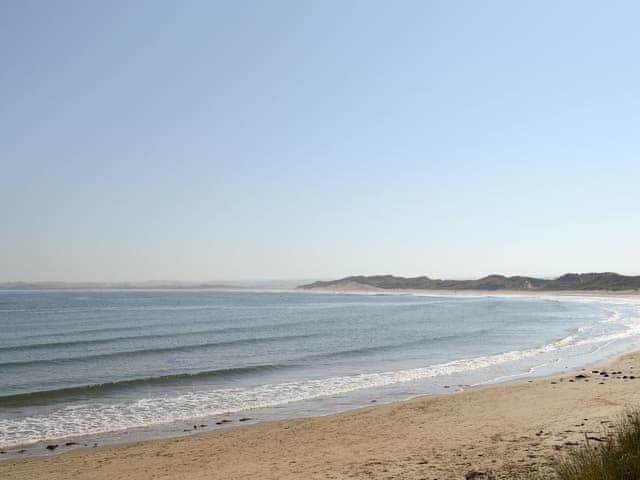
[538,410,640,479]
[300,272,640,292]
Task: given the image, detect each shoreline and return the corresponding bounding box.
[299,286,640,298]
[3,345,640,479]
[2,291,640,472]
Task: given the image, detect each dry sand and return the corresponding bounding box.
[3,349,640,479]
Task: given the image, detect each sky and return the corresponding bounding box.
[1,1,639,282]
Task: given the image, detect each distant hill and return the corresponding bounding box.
[299,273,640,292]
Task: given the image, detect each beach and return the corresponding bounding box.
[2,347,640,479]
[5,0,640,477]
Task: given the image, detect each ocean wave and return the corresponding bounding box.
[3,320,640,448]
[302,330,491,362]
[0,333,320,369]
[0,317,324,354]
[0,364,289,408]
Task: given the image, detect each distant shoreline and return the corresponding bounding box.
[0,286,293,293]
[300,285,640,298]
[0,287,258,293]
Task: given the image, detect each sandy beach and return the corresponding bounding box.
[2,347,640,480]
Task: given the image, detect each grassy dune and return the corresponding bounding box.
[537,410,640,479]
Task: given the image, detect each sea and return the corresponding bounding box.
[1,290,640,456]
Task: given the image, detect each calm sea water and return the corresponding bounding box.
[1,290,640,452]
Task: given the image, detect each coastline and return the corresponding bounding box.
[3,346,640,479]
[299,285,640,298]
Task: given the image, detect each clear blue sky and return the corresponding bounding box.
[1,1,639,282]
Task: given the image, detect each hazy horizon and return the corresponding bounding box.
[2,1,639,283]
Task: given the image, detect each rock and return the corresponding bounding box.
[199,424,207,428]
[46,444,58,451]
[575,374,587,379]
[630,376,636,379]
[0,450,6,454]
[64,442,78,447]
[17,449,27,454]
[592,370,599,373]
[239,417,252,422]
[465,471,487,479]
